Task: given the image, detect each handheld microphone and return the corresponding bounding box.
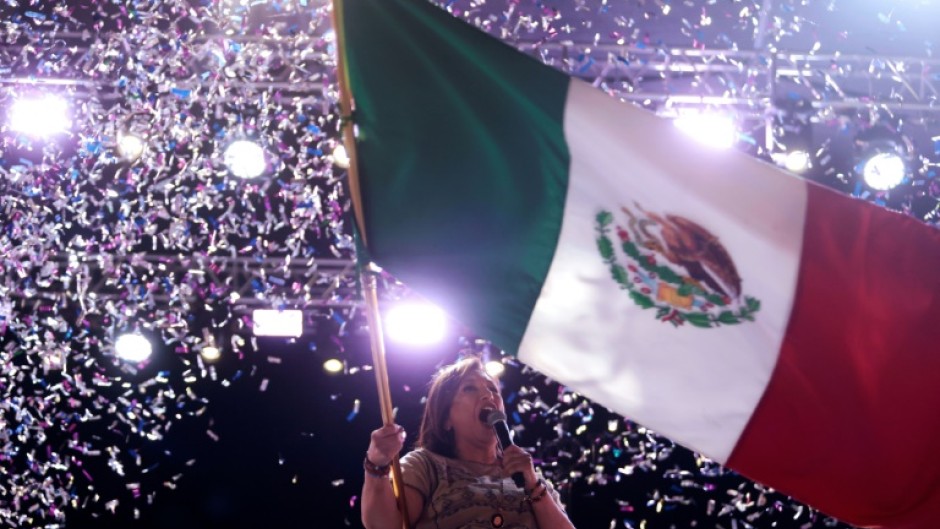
[481,409,525,489]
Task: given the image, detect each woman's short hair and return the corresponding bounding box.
[416,356,490,458]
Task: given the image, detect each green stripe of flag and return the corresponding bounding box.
[342,0,572,353]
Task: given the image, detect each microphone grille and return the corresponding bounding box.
[483,409,507,426]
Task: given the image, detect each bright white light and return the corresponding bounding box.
[862,152,906,191]
[252,309,303,337]
[674,113,737,149]
[115,333,153,363]
[385,302,447,345]
[224,140,267,179]
[118,133,146,161]
[323,358,344,374]
[332,144,350,169]
[200,345,221,362]
[783,150,811,173]
[484,360,505,378]
[10,96,69,137]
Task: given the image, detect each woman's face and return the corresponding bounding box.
[446,369,503,444]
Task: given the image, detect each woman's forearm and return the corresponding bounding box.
[530,485,577,529]
[360,473,403,529]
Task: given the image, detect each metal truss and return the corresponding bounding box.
[3,29,937,116]
[0,30,329,101]
[2,35,938,316]
[534,43,940,117]
[1,253,360,312]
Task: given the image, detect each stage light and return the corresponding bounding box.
[674,112,736,149]
[223,140,267,179]
[198,328,221,362]
[252,309,303,337]
[10,95,69,137]
[118,133,146,162]
[332,144,350,169]
[114,333,153,363]
[323,358,344,374]
[861,152,906,191]
[200,345,221,362]
[774,150,811,173]
[854,124,912,192]
[484,360,505,378]
[385,302,447,345]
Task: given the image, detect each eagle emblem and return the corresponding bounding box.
[595,204,760,327]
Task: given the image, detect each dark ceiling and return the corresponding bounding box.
[0,0,937,528]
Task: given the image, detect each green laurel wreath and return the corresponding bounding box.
[595,210,760,328]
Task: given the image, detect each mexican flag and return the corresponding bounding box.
[336,1,940,527]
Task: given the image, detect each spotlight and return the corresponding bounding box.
[200,345,221,362]
[784,150,811,173]
[854,124,912,192]
[223,140,267,179]
[332,144,350,169]
[10,95,69,137]
[773,150,812,174]
[385,302,447,346]
[118,110,155,162]
[484,360,505,378]
[861,152,906,191]
[252,309,303,337]
[117,133,146,162]
[114,333,153,363]
[323,358,344,374]
[674,112,737,149]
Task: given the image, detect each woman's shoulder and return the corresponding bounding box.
[401,447,447,466]
[401,448,464,480]
[400,447,439,469]
[399,448,450,495]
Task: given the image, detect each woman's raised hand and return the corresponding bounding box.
[366,423,406,466]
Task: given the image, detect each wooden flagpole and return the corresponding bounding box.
[361,270,410,528]
[329,1,410,528]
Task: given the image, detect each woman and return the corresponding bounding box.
[361,356,577,529]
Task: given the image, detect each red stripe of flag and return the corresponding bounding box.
[727,184,940,529]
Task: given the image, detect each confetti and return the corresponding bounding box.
[0,1,935,527]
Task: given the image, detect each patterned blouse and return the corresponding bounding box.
[399,448,559,529]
